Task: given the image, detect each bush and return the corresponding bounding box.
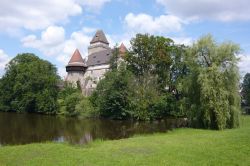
[58,84,96,117]
[0,53,59,114]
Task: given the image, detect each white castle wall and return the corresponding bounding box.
[66,71,85,87]
[81,64,110,96]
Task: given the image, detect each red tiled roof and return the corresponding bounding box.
[68,49,84,64]
[119,43,127,55]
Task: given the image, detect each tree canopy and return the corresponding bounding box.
[0,53,59,114]
[242,73,250,106]
[184,35,240,129]
[91,34,241,129]
[91,34,187,120]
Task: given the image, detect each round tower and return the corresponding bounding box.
[66,49,87,86]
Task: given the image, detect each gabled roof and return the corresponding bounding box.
[90,30,109,44]
[67,49,85,66]
[87,49,112,66]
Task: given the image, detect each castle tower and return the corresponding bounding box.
[66,49,87,86]
[88,30,110,55]
[119,43,127,57]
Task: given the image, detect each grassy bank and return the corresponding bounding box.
[0,116,250,166]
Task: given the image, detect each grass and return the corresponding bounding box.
[0,116,250,166]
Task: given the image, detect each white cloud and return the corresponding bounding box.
[156,0,250,21]
[21,26,92,65]
[0,49,12,77]
[0,0,82,31]
[77,0,111,11]
[41,26,65,46]
[124,13,184,34]
[172,37,193,46]
[238,54,250,76]
[0,0,111,31]
[21,26,96,77]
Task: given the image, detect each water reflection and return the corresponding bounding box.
[0,112,187,145]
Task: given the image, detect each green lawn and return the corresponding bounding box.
[0,116,250,166]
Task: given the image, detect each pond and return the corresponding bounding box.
[0,112,187,146]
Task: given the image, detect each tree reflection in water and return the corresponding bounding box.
[0,112,187,145]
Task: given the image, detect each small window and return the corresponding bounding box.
[97,60,100,63]
[93,56,96,58]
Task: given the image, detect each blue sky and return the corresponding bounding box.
[0,0,250,78]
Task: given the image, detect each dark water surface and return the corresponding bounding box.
[0,112,187,146]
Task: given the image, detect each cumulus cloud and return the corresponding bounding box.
[156,0,250,21]
[238,54,250,76]
[0,0,82,31]
[0,49,11,77]
[21,26,96,77]
[124,13,184,34]
[0,0,111,31]
[21,26,93,65]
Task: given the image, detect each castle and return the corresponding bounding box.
[65,30,127,96]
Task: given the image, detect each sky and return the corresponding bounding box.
[0,0,250,79]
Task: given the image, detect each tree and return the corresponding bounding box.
[125,34,173,91]
[109,45,120,70]
[125,34,187,119]
[0,53,59,114]
[184,35,240,129]
[90,62,134,119]
[242,73,250,106]
[58,83,95,117]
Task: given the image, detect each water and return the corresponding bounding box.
[0,112,187,145]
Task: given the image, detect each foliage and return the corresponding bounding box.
[126,34,173,91]
[75,96,97,118]
[184,34,241,129]
[91,34,188,120]
[242,73,250,106]
[91,62,134,119]
[58,82,79,99]
[109,45,120,70]
[58,83,95,117]
[124,34,187,120]
[0,53,59,114]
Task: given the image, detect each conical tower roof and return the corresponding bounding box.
[119,43,127,54]
[90,30,109,44]
[67,49,85,66]
[119,43,127,58]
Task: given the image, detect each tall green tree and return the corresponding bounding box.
[184,35,240,129]
[0,53,59,114]
[242,73,250,106]
[90,62,134,119]
[125,34,173,91]
[125,34,187,119]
